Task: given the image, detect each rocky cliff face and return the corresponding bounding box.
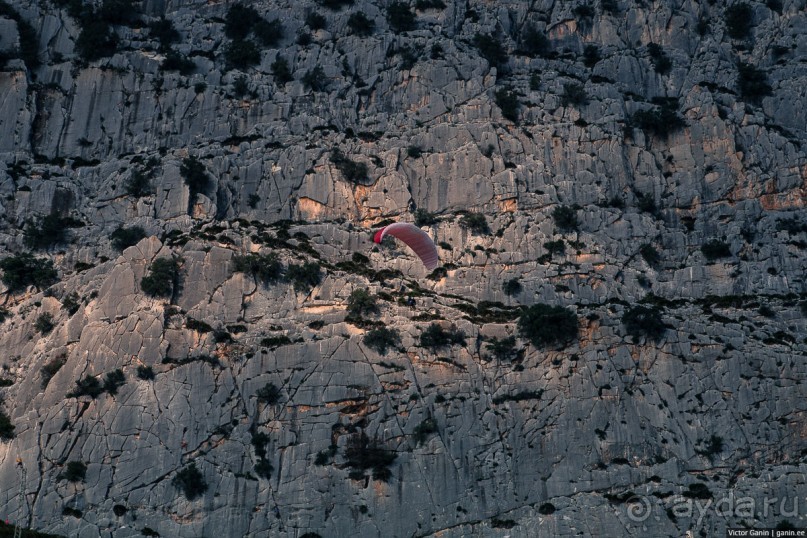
[0,0,806,536]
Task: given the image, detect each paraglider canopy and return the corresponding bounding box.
[373,222,439,271]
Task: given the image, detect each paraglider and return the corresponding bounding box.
[373,222,439,271]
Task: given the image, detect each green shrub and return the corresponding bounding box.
[76,18,118,61]
[271,57,293,84]
[253,19,284,47]
[622,305,665,341]
[582,44,600,67]
[639,243,660,265]
[35,313,55,334]
[347,289,379,318]
[683,483,712,500]
[330,148,368,182]
[503,278,522,296]
[232,76,249,100]
[485,335,517,361]
[758,304,776,318]
[256,382,281,404]
[701,240,731,260]
[252,432,270,459]
[473,33,507,68]
[25,214,79,249]
[635,192,658,214]
[0,253,57,291]
[414,209,437,226]
[538,502,555,515]
[407,145,423,158]
[601,0,618,14]
[111,226,147,251]
[180,156,210,197]
[629,98,686,138]
[225,5,260,40]
[302,65,329,91]
[224,39,261,70]
[415,0,445,9]
[518,304,577,348]
[737,61,772,104]
[386,1,416,33]
[0,410,14,440]
[394,45,419,69]
[254,458,273,479]
[725,3,753,39]
[160,49,195,74]
[552,205,579,231]
[347,12,375,36]
[561,82,588,107]
[149,18,180,50]
[232,252,283,284]
[491,518,517,529]
[315,0,354,10]
[412,418,438,446]
[695,435,724,458]
[647,43,671,74]
[103,369,126,395]
[573,3,595,20]
[172,462,207,500]
[776,217,807,235]
[186,318,213,333]
[260,335,292,348]
[287,262,322,292]
[420,323,465,349]
[544,239,565,255]
[141,528,160,537]
[306,12,327,30]
[67,375,104,398]
[776,521,798,531]
[58,461,87,482]
[136,365,155,380]
[62,506,82,518]
[344,434,397,481]
[41,356,66,388]
[363,327,401,355]
[494,87,520,122]
[140,257,180,298]
[459,213,490,235]
[520,25,550,58]
[125,169,152,198]
[99,0,139,24]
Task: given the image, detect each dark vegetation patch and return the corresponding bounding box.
[518,304,577,348]
[419,323,466,349]
[172,462,208,500]
[364,327,401,355]
[622,305,666,341]
[140,257,180,298]
[111,226,147,250]
[344,434,397,482]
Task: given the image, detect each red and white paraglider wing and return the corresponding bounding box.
[373,222,439,271]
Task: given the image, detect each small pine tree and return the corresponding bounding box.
[172,462,208,500]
